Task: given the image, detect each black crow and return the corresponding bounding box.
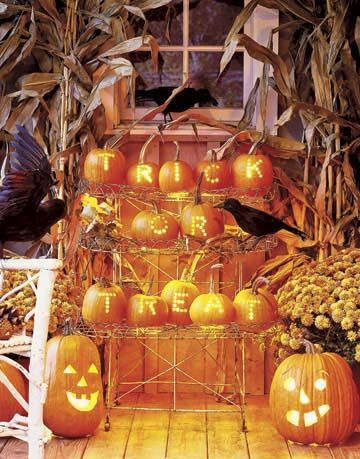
[0,126,66,258]
[215,198,306,239]
[136,86,218,122]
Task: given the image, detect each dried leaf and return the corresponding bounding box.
[0,96,11,130]
[0,2,7,13]
[237,77,259,130]
[314,146,332,222]
[274,0,320,25]
[343,151,360,207]
[225,0,260,46]
[355,17,360,53]
[38,0,62,23]
[123,5,146,21]
[5,98,40,133]
[64,54,93,89]
[311,33,332,110]
[0,22,12,41]
[274,167,315,212]
[132,0,172,11]
[16,72,62,97]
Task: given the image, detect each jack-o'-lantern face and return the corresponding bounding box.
[63,362,100,412]
[282,373,330,427]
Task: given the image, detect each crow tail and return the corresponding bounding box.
[286,225,307,240]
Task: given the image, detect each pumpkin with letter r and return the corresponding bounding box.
[44,325,104,438]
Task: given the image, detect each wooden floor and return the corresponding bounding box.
[0,394,359,459]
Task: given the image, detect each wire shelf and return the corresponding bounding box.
[73,320,278,340]
[79,233,278,255]
[77,178,274,203]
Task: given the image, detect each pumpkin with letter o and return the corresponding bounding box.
[0,360,27,422]
[44,325,104,438]
[269,340,360,445]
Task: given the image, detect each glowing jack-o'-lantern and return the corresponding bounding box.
[0,360,27,422]
[232,149,273,197]
[233,276,278,332]
[195,150,231,190]
[161,268,200,325]
[189,264,234,325]
[269,340,360,445]
[180,173,224,240]
[159,141,195,193]
[44,325,104,438]
[82,279,127,324]
[126,135,159,188]
[83,147,126,185]
[131,201,179,243]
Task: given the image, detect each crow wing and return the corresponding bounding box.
[0,126,53,222]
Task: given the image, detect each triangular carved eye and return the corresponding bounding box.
[64,364,77,374]
[88,363,99,374]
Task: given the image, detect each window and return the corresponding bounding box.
[113,0,278,129]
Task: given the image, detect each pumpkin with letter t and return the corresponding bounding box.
[44,323,104,438]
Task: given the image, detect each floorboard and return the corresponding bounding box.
[330,433,360,459]
[287,442,334,459]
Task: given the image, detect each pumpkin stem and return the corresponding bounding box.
[248,130,266,156]
[63,318,73,336]
[173,141,180,161]
[97,277,112,289]
[180,267,189,281]
[209,263,223,294]
[251,276,269,294]
[139,133,157,164]
[194,172,204,205]
[210,149,217,162]
[150,200,160,214]
[302,339,318,354]
[145,273,155,296]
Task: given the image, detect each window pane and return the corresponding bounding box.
[141,0,183,45]
[189,52,243,107]
[189,0,244,45]
[134,52,183,107]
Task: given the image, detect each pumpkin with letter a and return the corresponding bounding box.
[269,340,360,445]
[0,360,27,422]
[83,147,126,185]
[159,141,194,193]
[233,276,278,331]
[189,264,234,325]
[232,149,273,197]
[195,150,231,190]
[44,325,104,438]
[180,173,224,240]
[126,135,159,188]
[82,279,127,324]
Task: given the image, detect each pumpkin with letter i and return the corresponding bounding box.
[232,147,273,197]
[83,147,126,185]
[82,279,127,324]
[44,323,104,438]
[189,264,234,325]
[269,340,360,445]
[180,173,224,240]
[159,141,195,193]
[233,276,278,331]
[126,134,159,189]
[161,268,199,325]
[195,150,231,190]
[0,359,27,422]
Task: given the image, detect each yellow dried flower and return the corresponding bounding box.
[331,309,345,323]
[347,331,357,342]
[341,317,354,330]
[280,333,290,346]
[301,313,314,326]
[338,290,351,301]
[314,315,330,329]
[289,338,301,350]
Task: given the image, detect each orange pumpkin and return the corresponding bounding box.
[131,201,179,243]
[44,325,104,438]
[232,149,273,196]
[0,360,27,422]
[195,150,231,190]
[83,147,126,184]
[189,264,234,325]
[126,135,159,188]
[270,340,360,445]
[159,141,195,193]
[180,173,224,240]
[161,268,199,325]
[233,276,278,331]
[82,279,127,324]
[127,292,168,327]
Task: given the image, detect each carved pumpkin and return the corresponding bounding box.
[126,135,159,188]
[127,293,168,327]
[131,201,179,243]
[161,268,199,325]
[233,276,278,331]
[232,150,273,196]
[44,326,104,438]
[82,279,127,324]
[180,173,224,240]
[189,264,234,325]
[0,360,27,422]
[83,147,126,184]
[269,341,360,445]
[195,150,231,190]
[159,141,195,193]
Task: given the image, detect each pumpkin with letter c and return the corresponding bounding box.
[44,325,104,438]
[159,141,194,193]
[269,340,360,445]
[83,147,126,185]
[195,150,231,190]
[232,150,273,197]
[0,359,27,422]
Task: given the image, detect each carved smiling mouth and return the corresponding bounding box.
[286,405,330,427]
[66,391,99,412]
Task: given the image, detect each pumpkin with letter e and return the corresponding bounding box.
[44,323,104,438]
[269,340,360,445]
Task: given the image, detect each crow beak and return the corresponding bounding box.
[49,185,59,198]
[214,202,225,209]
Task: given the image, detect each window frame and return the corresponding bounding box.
[104,1,279,134]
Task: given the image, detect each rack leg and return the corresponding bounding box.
[104,336,112,431]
